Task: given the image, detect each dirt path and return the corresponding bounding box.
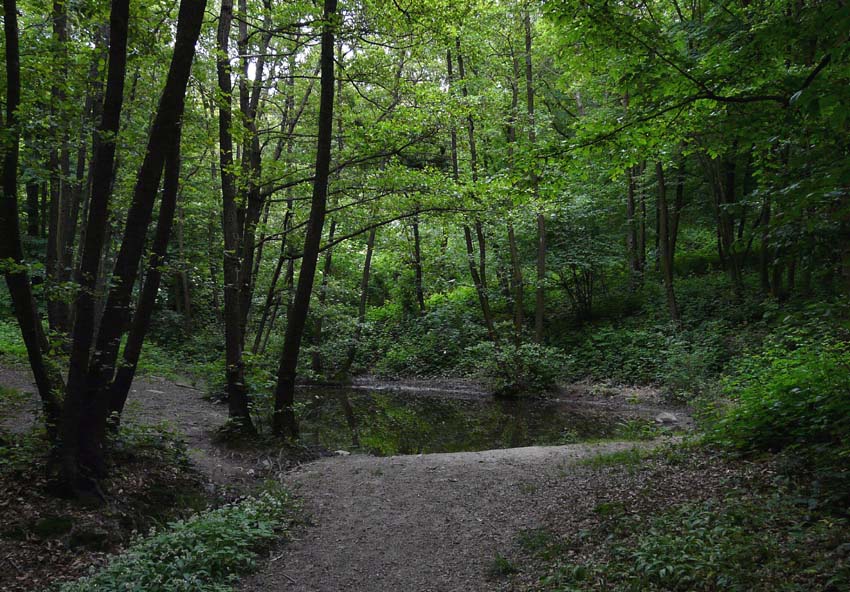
[0,365,256,493]
[240,440,656,592]
[1,365,679,592]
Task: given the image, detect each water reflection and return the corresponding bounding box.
[298,387,646,456]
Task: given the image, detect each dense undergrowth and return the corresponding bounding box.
[3,265,849,590]
[55,486,296,592]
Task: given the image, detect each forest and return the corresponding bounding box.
[1,0,849,590]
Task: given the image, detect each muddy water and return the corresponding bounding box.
[297,387,658,456]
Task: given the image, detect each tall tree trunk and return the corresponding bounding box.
[626,166,642,286]
[108,140,182,420]
[273,0,338,439]
[505,47,523,341]
[508,224,523,344]
[412,212,426,315]
[311,219,336,374]
[46,0,73,334]
[176,204,192,330]
[451,42,499,344]
[25,182,39,236]
[655,162,680,323]
[0,0,62,436]
[759,197,771,294]
[342,228,376,376]
[524,12,545,343]
[84,0,206,454]
[217,0,254,430]
[61,0,130,494]
[669,155,685,258]
[253,200,293,354]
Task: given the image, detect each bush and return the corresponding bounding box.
[707,333,850,506]
[56,487,295,592]
[466,341,568,396]
[708,336,850,453]
[540,493,850,591]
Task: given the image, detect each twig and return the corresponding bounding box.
[3,554,22,573]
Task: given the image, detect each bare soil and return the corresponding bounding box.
[0,364,719,592]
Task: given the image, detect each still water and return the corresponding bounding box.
[297,387,655,456]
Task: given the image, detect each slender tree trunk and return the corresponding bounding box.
[412,212,426,315]
[451,42,499,344]
[638,162,647,271]
[177,205,191,330]
[25,182,39,236]
[311,219,336,374]
[759,197,771,294]
[626,166,641,286]
[670,156,685,258]
[217,0,254,430]
[505,48,523,341]
[83,0,206,457]
[109,140,182,420]
[253,201,293,354]
[273,0,338,439]
[46,0,73,334]
[655,162,680,323]
[61,0,130,494]
[524,12,545,343]
[508,224,524,344]
[0,0,62,436]
[343,227,376,376]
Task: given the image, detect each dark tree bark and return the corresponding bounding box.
[412,212,426,315]
[273,0,338,439]
[626,166,642,285]
[342,227,376,376]
[217,0,254,430]
[311,219,336,374]
[45,0,73,334]
[669,156,686,257]
[63,0,206,491]
[450,42,499,344]
[508,224,523,344]
[253,200,293,354]
[524,12,546,344]
[505,46,524,342]
[62,0,131,492]
[0,0,62,436]
[25,182,39,237]
[109,141,182,420]
[655,162,680,324]
[86,0,206,425]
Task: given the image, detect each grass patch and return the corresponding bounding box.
[489,553,520,578]
[578,447,650,470]
[537,490,850,591]
[56,485,297,592]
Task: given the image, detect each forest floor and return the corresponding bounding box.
[0,364,768,592]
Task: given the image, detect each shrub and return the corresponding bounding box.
[467,341,568,396]
[56,487,295,592]
[707,333,850,507]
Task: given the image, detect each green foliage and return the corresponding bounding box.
[539,493,850,592]
[0,319,27,364]
[56,487,296,592]
[466,341,568,396]
[706,328,850,506]
[367,288,489,378]
[489,554,520,578]
[578,447,649,470]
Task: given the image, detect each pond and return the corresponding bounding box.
[296,386,662,456]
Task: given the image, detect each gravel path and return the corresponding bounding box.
[240,440,656,592]
[1,364,675,592]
